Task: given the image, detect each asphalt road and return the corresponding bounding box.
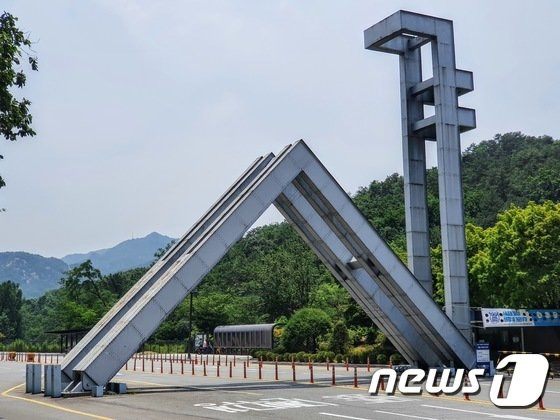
[1,359,560,420]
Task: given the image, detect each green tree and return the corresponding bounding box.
[60,260,107,306]
[0,280,23,338]
[309,282,350,321]
[282,307,331,352]
[469,201,560,308]
[433,201,560,308]
[54,260,113,329]
[1,12,38,190]
[329,320,349,354]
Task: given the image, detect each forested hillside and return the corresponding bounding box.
[353,132,560,248]
[0,252,67,297]
[1,132,559,359]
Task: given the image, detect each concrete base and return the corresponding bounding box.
[91,385,104,397]
[107,382,127,394]
[44,365,63,397]
[25,364,41,394]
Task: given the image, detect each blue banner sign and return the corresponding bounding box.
[529,309,560,327]
[481,308,560,328]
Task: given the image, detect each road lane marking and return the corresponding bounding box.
[124,379,264,395]
[422,404,538,419]
[374,410,436,420]
[0,383,113,420]
[320,413,370,420]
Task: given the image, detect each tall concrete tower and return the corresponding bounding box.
[364,11,476,341]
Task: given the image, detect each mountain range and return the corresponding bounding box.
[0,232,174,298]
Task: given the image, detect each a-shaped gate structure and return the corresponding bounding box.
[60,140,475,396]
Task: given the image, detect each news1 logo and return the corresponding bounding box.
[369,354,549,407]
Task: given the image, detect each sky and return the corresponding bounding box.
[1,0,559,258]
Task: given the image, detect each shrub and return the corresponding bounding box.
[348,345,374,364]
[315,350,335,363]
[7,339,26,352]
[376,353,388,364]
[329,321,349,354]
[390,353,404,364]
[335,353,344,363]
[295,351,306,362]
[273,343,286,354]
[253,350,265,360]
[282,308,332,352]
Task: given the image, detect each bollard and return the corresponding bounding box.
[181,359,184,375]
[259,362,262,380]
[134,357,137,371]
[275,360,279,380]
[217,362,220,377]
[142,356,145,372]
[310,363,314,384]
[203,361,207,376]
[213,354,215,365]
[160,358,163,374]
[191,360,195,375]
[206,354,209,365]
[380,376,385,391]
[126,360,128,370]
[234,355,236,367]
[326,357,330,371]
[226,354,228,366]
[229,361,232,378]
[498,381,504,399]
[50,354,53,363]
[463,371,470,401]
[538,395,545,410]
[346,358,349,371]
[243,361,247,379]
[367,357,370,372]
[354,367,358,388]
[170,359,173,374]
[292,361,296,382]
[151,358,154,373]
[332,365,336,385]
[38,353,41,363]
[56,354,59,363]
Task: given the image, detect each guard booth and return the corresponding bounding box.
[472,308,560,361]
[46,328,90,353]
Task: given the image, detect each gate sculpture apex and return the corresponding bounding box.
[364,10,475,342]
